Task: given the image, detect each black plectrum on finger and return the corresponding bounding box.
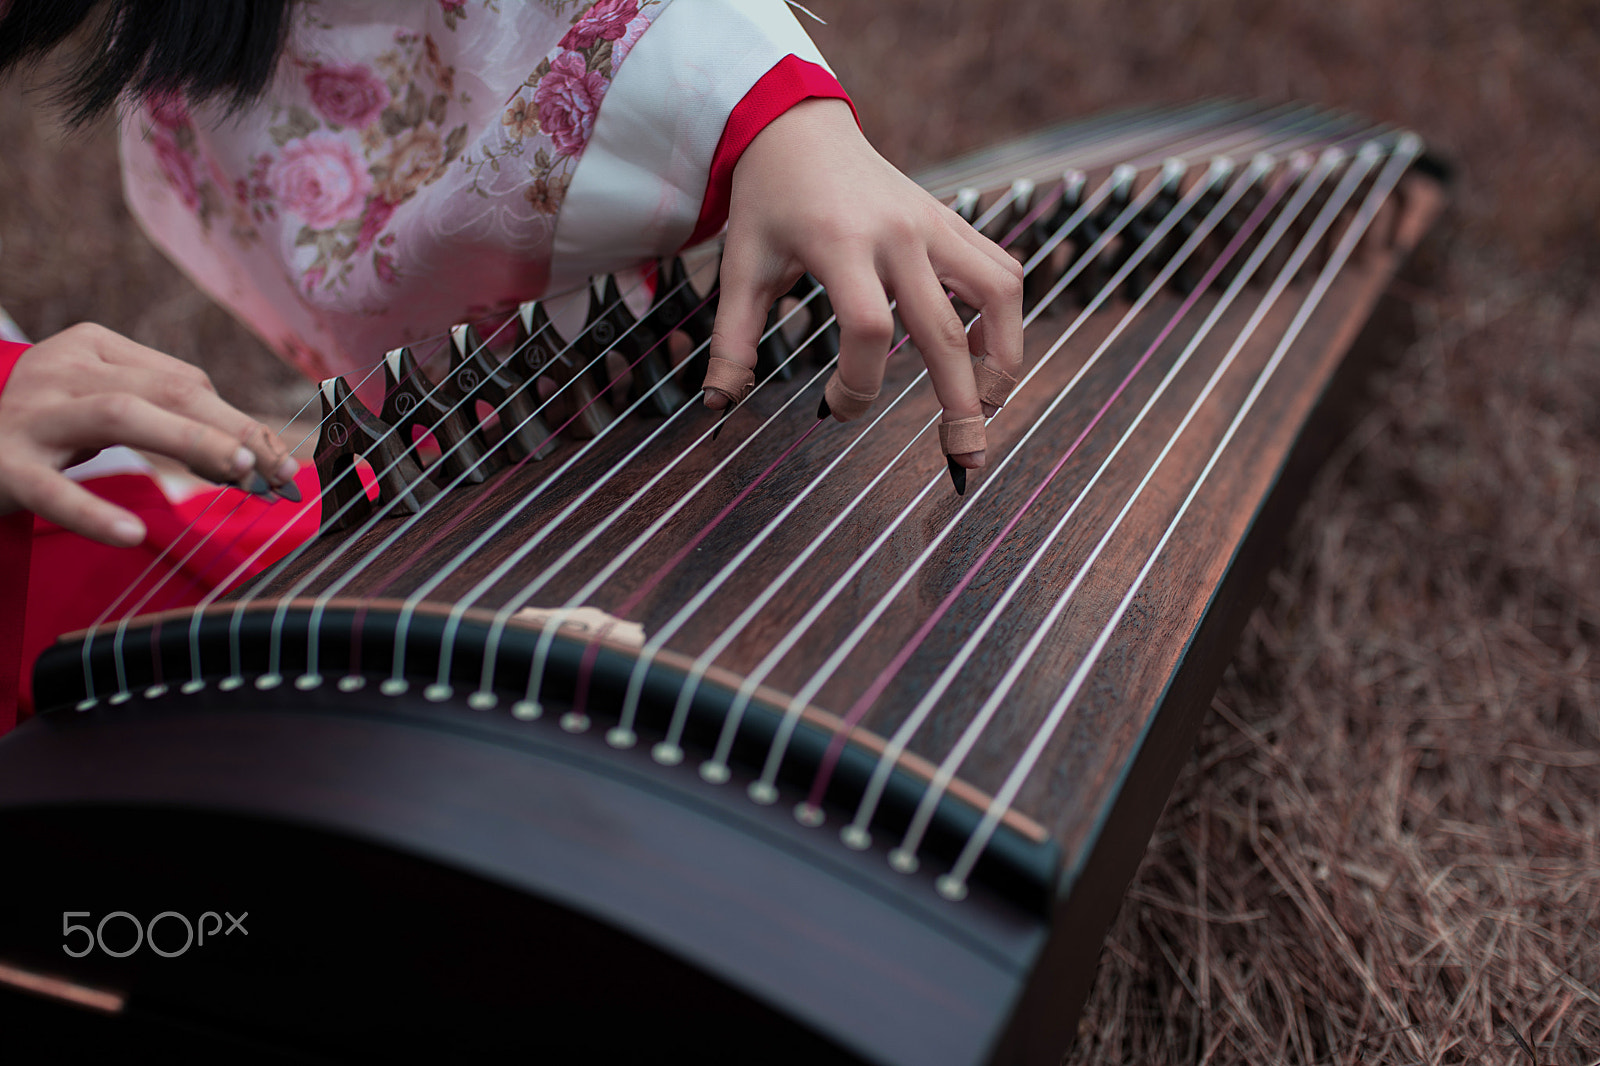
[817,396,832,421]
[272,478,303,503]
[946,457,967,496]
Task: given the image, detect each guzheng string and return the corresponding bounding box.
[874,148,1357,872]
[935,135,1421,900]
[841,151,1319,852]
[657,129,1355,783]
[283,282,730,691]
[90,99,1312,697]
[747,123,1382,818]
[508,111,1347,742]
[807,152,1300,827]
[390,103,1344,700]
[77,272,661,702]
[244,272,706,689]
[85,358,395,704]
[64,106,1424,910]
[434,189,1032,708]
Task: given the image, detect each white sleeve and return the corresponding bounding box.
[547,0,833,295]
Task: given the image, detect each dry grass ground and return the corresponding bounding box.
[3,1,1597,1063]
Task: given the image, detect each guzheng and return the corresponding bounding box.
[0,100,1446,1063]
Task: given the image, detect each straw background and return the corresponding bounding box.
[2,2,1596,1062]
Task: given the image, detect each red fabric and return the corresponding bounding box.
[11,466,322,720]
[683,55,857,250]
[0,341,32,732]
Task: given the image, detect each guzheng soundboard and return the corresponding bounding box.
[0,100,1445,1064]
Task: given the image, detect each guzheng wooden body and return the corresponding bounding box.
[0,101,1445,1063]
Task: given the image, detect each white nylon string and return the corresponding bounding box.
[78,357,387,706]
[676,114,1349,798]
[253,271,682,688]
[667,114,1354,776]
[448,188,1030,712]
[189,280,638,691]
[881,146,1354,871]
[742,154,1256,804]
[934,135,1420,901]
[400,280,832,700]
[840,150,1304,853]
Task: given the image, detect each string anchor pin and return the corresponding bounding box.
[75,698,98,712]
[887,848,919,874]
[467,691,497,711]
[379,678,409,697]
[295,674,323,691]
[698,761,730,785]
[935,875,968,902]
[143,684,168,699]
[606,727,636,749]
[511,700,542,721]
[560,711,590,733]
[218,676,245,692]
[180,680,205,695]
[337,675,366,693]
[255,673,282,691]
[423,683,453,703]
[108,690,131,705]
[652,741,683,766]
[747,781,779,805]
[794,803,825,828]
[840,825,871,851]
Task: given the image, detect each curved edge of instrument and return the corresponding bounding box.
[0,709,1041,1064]
[31,600,1060,916]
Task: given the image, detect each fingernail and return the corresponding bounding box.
[702,388,728,412]
[111,516,146,545]
[272,479,303,503]
[817,396,832,421]
[244,472,273,498]
[946,456,967,496]
[230,446,254,477]
[274,457,299,483]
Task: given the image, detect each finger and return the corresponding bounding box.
[813,258,895,422]
[942,203,1026,275]
[932,228,1025,415]
[889,258,987,469]
[2,460,147,547]
[97,362,299,486]
[706,244,785,411]
[36,394,262,488]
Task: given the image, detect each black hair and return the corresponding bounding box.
[0,0,296,124]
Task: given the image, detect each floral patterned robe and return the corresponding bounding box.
[121,0,843,385]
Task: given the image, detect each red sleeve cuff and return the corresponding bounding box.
[683,56,857,250]
[0,340,33,735]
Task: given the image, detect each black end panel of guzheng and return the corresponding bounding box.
[4,613,1060,1065]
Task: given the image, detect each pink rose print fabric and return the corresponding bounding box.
[119,0,667,386]
[267,131,372,229]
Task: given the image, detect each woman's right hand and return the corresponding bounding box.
[0,323,299,546]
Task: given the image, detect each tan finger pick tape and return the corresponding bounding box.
[703,356,756,407]
[972,359,1018,409]
[938,416,986,456]
[823,372,879,421]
